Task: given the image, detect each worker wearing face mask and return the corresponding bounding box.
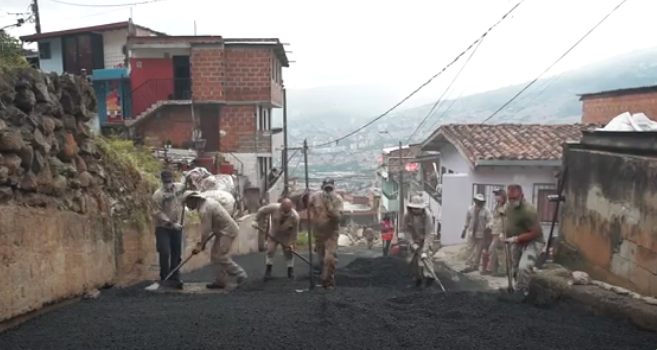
[461,194,493,273]
[309,178,343,290]
[151,170,186,289]
[503,184,545,299]
[404,196,436,288]
[253,198,300,280]
[482,189,507,276]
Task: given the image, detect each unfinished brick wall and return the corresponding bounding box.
[224,48,272,102]
[582,91,657,124]
[137,105,194,148]
[190,47,226,101]
[219,105,269,153]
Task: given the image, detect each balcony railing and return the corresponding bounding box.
[125,78,192,120]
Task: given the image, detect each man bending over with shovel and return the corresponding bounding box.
[404,196,437,288]
[183,191,248,290]
[252,198,300,280]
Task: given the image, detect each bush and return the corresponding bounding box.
[96,135,162,188]
[0,30,29,69]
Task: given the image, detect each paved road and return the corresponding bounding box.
[1,244,656,350]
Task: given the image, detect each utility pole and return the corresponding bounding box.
[397,141,403,239]
[31,0,42,34]
[303,139,314,290]
[282,88,289,196]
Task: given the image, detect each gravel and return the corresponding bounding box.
[1,253,656,350]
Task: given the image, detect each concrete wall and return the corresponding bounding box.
[556,147,657,297]
[0,206,260,322]
[37,38,63,73]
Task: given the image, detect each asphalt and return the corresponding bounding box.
[1,245,656,350]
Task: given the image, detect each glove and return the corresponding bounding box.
[192,242,203,255]
[410,243,420,252]
[505,236,518,244]
[420,252,428,260]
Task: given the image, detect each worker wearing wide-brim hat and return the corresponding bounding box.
[403,196,437,288]
[461,193,493,274]
[182,190,248,290]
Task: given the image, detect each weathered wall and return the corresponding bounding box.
[556,146,657,296]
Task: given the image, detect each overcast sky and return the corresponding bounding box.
[2,0,656,104]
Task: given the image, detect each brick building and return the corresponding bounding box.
[123,35,289,185]
[579,85,657,124]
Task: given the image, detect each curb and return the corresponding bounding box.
[528,268,657,332]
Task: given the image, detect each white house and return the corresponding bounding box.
[419,123,586,246]
[20,20,164,75]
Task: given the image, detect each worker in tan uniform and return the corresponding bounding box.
[483,188,508,276]
[503,184,545,299]
[461,194,493,273]
[403,196,437,288]
[309,178,343,290]
[183,191,248,289]
[363,226,375,249]
[151,170,186,290]
[252,198,300,280]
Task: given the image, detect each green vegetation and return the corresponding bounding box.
[296,231,309,247]
[0,30,29,69]
[96,135,162,188]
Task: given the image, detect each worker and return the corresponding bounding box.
[363,226,375,249]
[380,214,394,257]
[404,196,436,287]
[503,184,545,298]
[151,170,186,290]
[309,178,343,290]
[461,194,493,273]
[252,198,300,280]
[183,191,248,289]
[483,189,508,276]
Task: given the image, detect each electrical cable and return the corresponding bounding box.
[46,0,167,7]
[405,36,486,143]
[480,0,629,125]
[42,8,126,22]
[308,0,526,149]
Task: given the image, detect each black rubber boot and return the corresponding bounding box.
[264,265,273,280]
[414,279,423,288]
[425,278,435,288]
[287,267,295,279]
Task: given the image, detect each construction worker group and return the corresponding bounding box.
[152,168,542,297]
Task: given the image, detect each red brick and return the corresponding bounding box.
[582,91,657,124]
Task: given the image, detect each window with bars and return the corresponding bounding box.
[258,156,273,182]
[472,183,504,211]
[533,183,558,223]
[257,106,271,131]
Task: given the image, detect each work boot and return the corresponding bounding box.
[414,279,423,288]
[171,279,184,290]
[206,282,227,289]
[425,278,435,288]
[287,267,295,279]
[236,274,248,287]
[264,265,273,281]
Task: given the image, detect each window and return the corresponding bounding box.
[258,156,272,182]
[257,106,271,131]
[38,42,51,59]
[533,184,558,222]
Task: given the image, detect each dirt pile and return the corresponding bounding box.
[0,68,153,217]
[1,254,656,350]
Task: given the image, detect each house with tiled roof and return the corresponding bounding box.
[419,123,589,245]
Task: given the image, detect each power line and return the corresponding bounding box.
[405,36,486,144]
[41,8,125,22]
[46,0,167,7]
[480,0,629,125]
[308,0,526,149]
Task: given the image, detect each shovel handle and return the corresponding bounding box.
[256,227,312,266]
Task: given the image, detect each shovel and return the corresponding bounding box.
[254,226,312,266]
[500,213,514,293]
[420,257,446,292]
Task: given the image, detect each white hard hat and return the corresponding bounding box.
[473,194,485,202]
[406,195,427,209]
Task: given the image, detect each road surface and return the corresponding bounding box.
[1,245,655,350]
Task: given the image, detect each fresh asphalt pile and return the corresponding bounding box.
[1,252,656,350]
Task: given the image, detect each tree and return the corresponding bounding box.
[0,30,28,69]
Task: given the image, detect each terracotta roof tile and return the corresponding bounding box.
[434,124,591,164]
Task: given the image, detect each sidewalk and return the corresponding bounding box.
[435,243,657,332]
